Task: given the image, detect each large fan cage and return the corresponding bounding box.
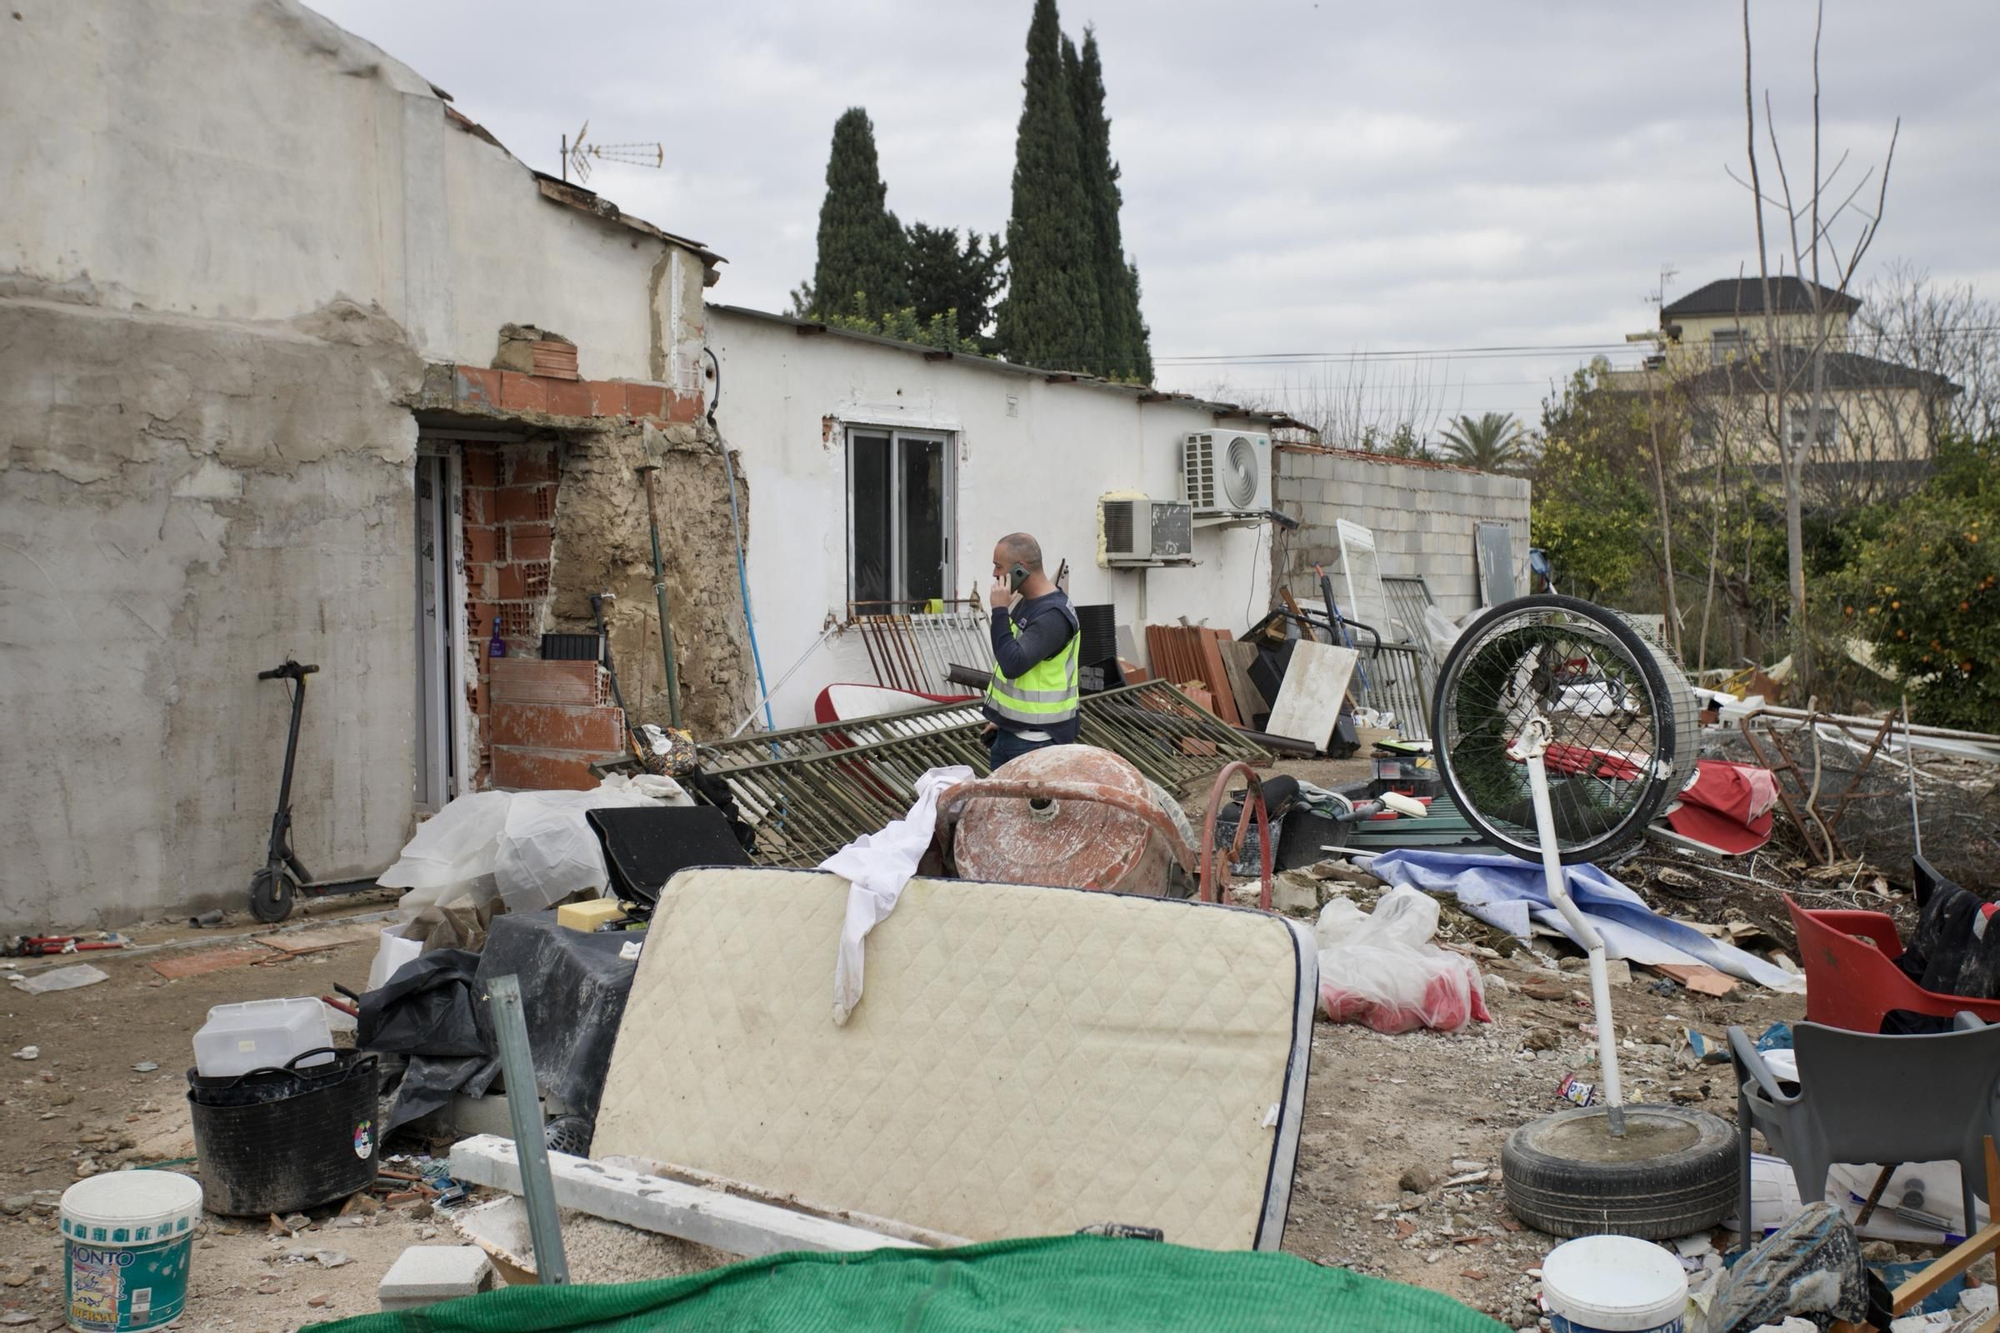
[1432,595,1700,864]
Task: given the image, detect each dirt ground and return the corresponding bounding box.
[0,818,1829,1331]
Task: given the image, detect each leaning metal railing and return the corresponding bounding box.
[697,681,1270,868]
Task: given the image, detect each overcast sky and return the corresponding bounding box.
[315,0,2000,431]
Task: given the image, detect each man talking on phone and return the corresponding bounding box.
[981,532,1081,767]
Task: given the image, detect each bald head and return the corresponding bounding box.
[994,532,1044,574]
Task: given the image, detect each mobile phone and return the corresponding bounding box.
[1009,564,1029,592]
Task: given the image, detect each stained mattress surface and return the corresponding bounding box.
[593,867,1316,1250]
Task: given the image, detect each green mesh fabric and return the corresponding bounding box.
[312,1235,1505,1333]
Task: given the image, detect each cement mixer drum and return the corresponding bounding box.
[952,744,1190,896]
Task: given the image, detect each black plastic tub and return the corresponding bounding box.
[187,1048,379,1216]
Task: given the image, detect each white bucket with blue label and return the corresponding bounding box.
[1542,1234,1689,1333]
[61,1170,203,1331]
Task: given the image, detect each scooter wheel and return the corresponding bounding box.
[248,866,295,924]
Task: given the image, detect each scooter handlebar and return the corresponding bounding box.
[258,663,320,680]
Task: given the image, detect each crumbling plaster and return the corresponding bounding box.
[0,287,425,929]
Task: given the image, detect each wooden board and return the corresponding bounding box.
[1194,632,1242,727]
[1647,962,1740,997]
[150,945,279,980]
[1220,641,1269,722]
[251,921,383,956]
[1263,641,1358,750]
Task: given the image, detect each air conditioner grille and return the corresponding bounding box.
[1103,500,1136,552]
[1183,434,1216,510]
[1223,435,1259,509]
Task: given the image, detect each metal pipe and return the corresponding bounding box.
[1515,717,1625,1136]
[637,466,682,729]
[487,975,569,1284]
[729,625,837,738]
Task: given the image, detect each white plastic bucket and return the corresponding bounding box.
[62,1170,203,1331]
[1542,1234,1688,1333]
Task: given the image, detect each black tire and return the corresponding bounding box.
[1502,1104,1739,1240]
[1432,593,1696,865]
[248,864,295,924]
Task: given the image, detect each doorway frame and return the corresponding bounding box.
[414,441,471,810]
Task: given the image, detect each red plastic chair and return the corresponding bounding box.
[1785,894,2000,1033]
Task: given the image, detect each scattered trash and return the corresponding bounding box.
[188,910,226,928]
[11,963,110,994]
[9,1047,36,1061]
[1556,1073,1597,1108]
[1314,887,1490,1034]
[131,1061,158,1073]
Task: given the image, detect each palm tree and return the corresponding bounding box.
[1437,412,1524,472]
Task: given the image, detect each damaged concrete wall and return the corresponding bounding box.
[1272,447,1531,625]
[0,287,424,929]
[545,421,756,742]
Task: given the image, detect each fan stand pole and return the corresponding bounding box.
[1512,716,1627,1137]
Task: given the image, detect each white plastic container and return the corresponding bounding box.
[1542,1235,1688,1333]
[63,1169,204,1330]
[192,998,334,1078]
[367,927,423,992]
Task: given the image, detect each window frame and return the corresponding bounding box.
[844,426,957,607]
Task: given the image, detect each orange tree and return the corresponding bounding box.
[1835,436,2000,730]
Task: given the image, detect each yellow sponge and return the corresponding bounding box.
[557,899,625,932]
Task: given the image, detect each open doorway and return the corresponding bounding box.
[414,448,463,808]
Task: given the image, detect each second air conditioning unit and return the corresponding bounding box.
[1098,493,1194,568]
[1181,430,1272,526]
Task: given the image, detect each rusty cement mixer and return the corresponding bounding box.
[937,744,1274,906]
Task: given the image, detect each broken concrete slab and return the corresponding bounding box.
[449,1135,931,1260]
[378,1245,493,1312]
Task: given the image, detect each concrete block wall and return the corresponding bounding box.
[1273,447,1531,625]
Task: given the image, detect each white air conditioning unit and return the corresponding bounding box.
[1181,430,1272,527]
[1098,493,1195,568]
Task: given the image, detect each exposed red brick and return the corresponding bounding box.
[510,521,554,542]
[461,449,499,489]
[542,378,595,418]
[509,531,552,562]
[492,702,623,752]
[462,487,491,525]
[467,600,498,640]
[493,484,555,524]
[498,371,547,414]
[495,564,526,600]
[491,746,609,792]
[489,658,605,706]
[668,391,703,423]
[455,365,502,407]
[463,562,492,599]
[622,383,667,420]
[583,380,625,417]
[464,525,501,565]
[507,450,557,485]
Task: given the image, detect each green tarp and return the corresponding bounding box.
[313,1235,1505,1333]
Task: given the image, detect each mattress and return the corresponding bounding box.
[593,867,1317,1251]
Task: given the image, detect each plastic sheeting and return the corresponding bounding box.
[377,776,687,916]
[1366,849,1804,993]
[1314,888,1491,1034]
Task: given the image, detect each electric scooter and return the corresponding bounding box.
[248,660,318,922]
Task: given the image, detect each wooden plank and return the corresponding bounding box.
[1195,630,1241,727]
[1220,641,1269,722]
[150,944,280,979]
[450,1135,927,1260]
[1263,640,1357,750]
[1647,963,1740,997]
[251,922,383,956]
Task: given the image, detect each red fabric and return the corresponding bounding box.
[1539,742,1644,782]
[1320,971,1493,1035]
[1665,759,1779,855]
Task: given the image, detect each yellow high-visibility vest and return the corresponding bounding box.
[985,611,1081,727]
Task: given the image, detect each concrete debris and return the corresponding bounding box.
[377,1246,495,1312]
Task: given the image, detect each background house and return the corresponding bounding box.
[1611,276,1961,503]
[0,0,753,928]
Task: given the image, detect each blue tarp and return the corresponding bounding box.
[1366,849,1804,992]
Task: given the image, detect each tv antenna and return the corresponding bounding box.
[560,121,665,185]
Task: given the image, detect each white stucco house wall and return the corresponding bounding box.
[0,0,745,928]
[707,305,1305,730]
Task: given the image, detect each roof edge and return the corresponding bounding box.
[707,304,1307,430]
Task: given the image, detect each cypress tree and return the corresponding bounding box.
[996,0,1101,371]
[1072,28,1151,383]
[807,108,908,322]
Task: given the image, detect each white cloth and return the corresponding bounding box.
[821,765,972,1026]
